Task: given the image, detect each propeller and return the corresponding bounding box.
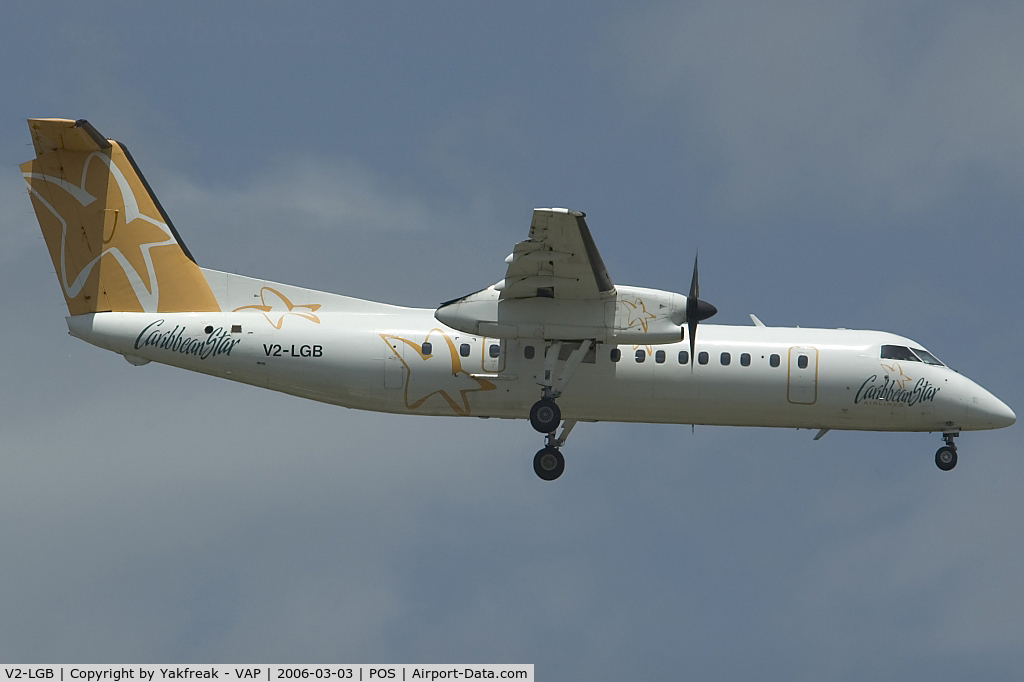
[686,254,717,364]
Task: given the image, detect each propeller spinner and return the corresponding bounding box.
[686,255,717,363]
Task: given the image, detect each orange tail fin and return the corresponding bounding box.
[21,118,220,314]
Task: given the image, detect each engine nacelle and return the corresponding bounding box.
[434,284,688,344]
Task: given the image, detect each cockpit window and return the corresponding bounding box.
[881,345,920,362]
[912,348,944,366]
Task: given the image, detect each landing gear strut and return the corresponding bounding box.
[935,432,958,471]
[527,341,592,479]
[531,420,577,481]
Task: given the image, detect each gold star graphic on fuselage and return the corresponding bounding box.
[621,298,656,333]
[381,329,495,416]
[233,286,321,329]
[881,362,912,389]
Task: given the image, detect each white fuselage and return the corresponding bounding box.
[66,293,1015,435]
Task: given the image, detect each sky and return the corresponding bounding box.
[1,1,1022,677]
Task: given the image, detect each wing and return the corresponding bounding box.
[497,208,616,300]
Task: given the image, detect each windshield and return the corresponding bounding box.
[880,344,945,366]
[881,344,920,362]
[912,348,944,366]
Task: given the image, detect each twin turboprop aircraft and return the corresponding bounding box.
[21,119,1015,480]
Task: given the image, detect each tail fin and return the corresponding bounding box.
[21,118,220,314]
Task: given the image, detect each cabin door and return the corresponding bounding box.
[482,338,506,373]
[787,346,818,404]
[384,336,405,389]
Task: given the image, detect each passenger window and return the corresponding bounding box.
[460,343,470,357]
[740,353,750,366]
[524,345,535,360]
[770,354,780,367]
[489,344,501,358]
[655,350,666,364]
[678,350,689,365]
[880,344,920,362]
[698,351,709,365]
[635,349,646,363]
[798,355,808,369]
[421,342,432,356]
[611,348,621,362]
[721,352,731,366]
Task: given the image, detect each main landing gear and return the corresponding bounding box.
[528,340,592,481]
[935,432,958,471]
[530,398,561,433]
[534,446,564,481]
[533,421,576,481]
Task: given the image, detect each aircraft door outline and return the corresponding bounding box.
[384,335,405,389]
[482,338,506,373]
[787,346,818,405]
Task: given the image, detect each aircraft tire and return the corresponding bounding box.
[533,446,565,481]
[530,398,561,433]
[935,446,958,471]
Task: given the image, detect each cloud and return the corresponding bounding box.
[161,155,435,235]
[141,153,509,305]
[776,446,1024,676]
[617,1,1024,220]
[1,168,44,265]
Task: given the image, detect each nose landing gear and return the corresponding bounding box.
[935,432,958,471]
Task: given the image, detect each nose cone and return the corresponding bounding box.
[693,299,718,322]
[969,391,1016,430]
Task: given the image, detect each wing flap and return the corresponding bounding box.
[500,208,615,300]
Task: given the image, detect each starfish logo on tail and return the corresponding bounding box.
[21,122,219,314]
[24,152,189,311]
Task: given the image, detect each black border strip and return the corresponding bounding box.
[438,285,490,308]
[118,141,198,264]
[575,214,614,293]
[74,118,111,149]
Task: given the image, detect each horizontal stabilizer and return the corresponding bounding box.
[29,118,110,155]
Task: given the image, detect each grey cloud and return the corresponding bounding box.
[162,156,435,235]
[617,1,1024,220]
[1,168,44,265]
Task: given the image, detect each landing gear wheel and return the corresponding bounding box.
[935,446,958,471]
[533,446,565,481]
[530,398,561,434]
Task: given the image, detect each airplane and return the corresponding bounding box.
[20,118,1015,480]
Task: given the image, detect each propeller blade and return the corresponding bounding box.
[689,317,698,362]
[688,256,699,360]
[689,255,700,302]
[685,254,717,368]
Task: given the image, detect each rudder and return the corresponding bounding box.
[21,118,220,314]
